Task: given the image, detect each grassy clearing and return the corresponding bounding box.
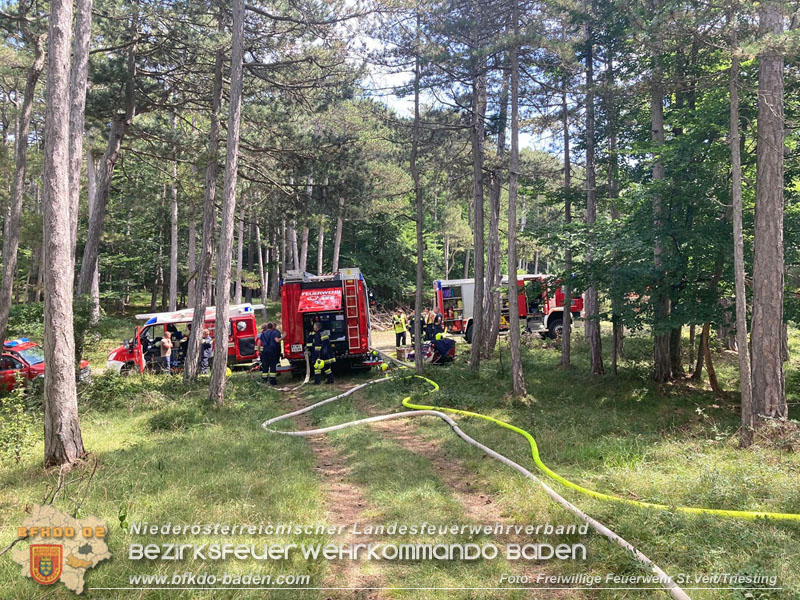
[296,381,540,600]
[0,374,328,599]
[357,328,800,599]
[1,319,798,599]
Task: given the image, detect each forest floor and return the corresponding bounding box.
[1,305,799,599]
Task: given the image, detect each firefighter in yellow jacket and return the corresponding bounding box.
[306,321,335,384]
[392,309,407,347]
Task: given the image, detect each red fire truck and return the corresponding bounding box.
[106,303,263,375]
[280,268,375,374]
[433,274,584,342]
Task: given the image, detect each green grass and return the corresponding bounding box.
[0,375,328,599]
[1,322,799,599]
[355,328,800,599]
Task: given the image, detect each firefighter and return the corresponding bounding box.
[306,321,335,384]
[432,333,455,364]
[424,308,436,341]
[433,309,444,337]
[258,322,282,385]
[392,309,407,347]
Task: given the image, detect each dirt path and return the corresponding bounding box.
[282,391,387,599]
[354,398,580,598]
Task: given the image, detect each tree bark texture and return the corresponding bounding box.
[751,0,787,422]
[209,0,245,406]
[43,0,86,467]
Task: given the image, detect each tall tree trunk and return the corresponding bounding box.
[184,14,223,383]
[299,226,309,272]
[692,327,705,379]
[246,219,255,303]
[187,196,197,307]
[68,0,92,263]
[670,326,684,376]
[729,15,755,446]
[584,10,603,375]
[508,0,527,396]
[560,82,572,368]
[86,143,101,323]
[317,218,325,275]
[256,221,266,302]
[750,0,787,425]
[411,8,424,375]
[701,321,722,394]
[235,206,244,303]
[288,222,299,270]
[281,217,287,274]
[43,0,85,466]
[298,176,312,272]
[168,115,179,311]
[444,233,450,279]
[209,0,245,406]
[651,54,671,383]
[463,248,470,278]
[468,1,487,369]
[485,58,509,356]
[0,28,45,346]
[332,197,344,272]
[26,245,41,303]
[271,226,281,300]
[77,27,137,296]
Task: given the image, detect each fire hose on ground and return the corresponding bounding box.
[261,348,800,599]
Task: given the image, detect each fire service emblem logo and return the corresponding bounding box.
[30,544,63,585]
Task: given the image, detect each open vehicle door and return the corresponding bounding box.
[133,326,145,373]
[0,356,20,392]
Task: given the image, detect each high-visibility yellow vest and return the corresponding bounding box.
[393,314,407,333]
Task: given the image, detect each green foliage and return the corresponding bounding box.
[6,303,44,340]
[79,371,197,412]
[0,374,36,463]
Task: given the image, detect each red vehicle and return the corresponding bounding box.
[280,268,376,374]
[434,274,584,342]
[1,338,91,393]
[106,303,264,375]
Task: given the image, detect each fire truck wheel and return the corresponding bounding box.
[120,363,135,377]
[547,317,563,340]
[465,322,474,344]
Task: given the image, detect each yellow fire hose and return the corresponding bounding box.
[376,348,800,523]
[263,351,799,599]
[264,370,693,598]
[402,388,800,523]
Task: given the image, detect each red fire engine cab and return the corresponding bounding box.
[281,268,374,374]
[434,274,584,342]
[106,303,263,374]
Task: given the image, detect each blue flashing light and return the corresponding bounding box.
[145,317,157,325]
[5,341,18,347]
[243,306,251,312]
[19,337,29,342]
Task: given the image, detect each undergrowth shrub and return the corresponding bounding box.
[80,371,193,412]
[0,374,36,462]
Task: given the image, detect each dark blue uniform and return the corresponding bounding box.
[306,329,335,384]
[200,335,213,374]
[259,328,281,385]
[432,336,455,364]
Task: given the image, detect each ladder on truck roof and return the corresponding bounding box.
[344,278,360,352]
